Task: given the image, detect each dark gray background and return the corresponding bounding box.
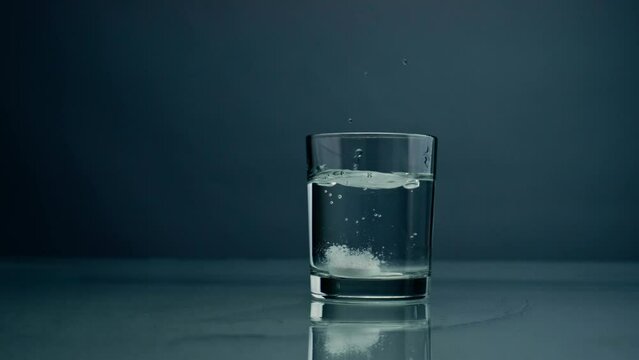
[2,0,638,260]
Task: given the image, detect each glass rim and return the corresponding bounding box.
[307,132,437,141]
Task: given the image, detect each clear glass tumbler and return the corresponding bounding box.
[306,132,437,299]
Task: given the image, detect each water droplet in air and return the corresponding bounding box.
[403,179,420,189]
[402,58,408,65]
[337,194,342,199]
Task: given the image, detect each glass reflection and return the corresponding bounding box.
[308,300,430,360]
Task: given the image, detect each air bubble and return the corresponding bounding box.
[355,220,359,224]
[317,181,336,187]
[402,58,408,65]
[361,217,365,220]
[403,179,420,189]
[328,193,332,197]
[324,190,328,193]
[348,117,353,124]
[330,201,334,204]
[413,232,418,236]
[345,218,349,221]
[337,194,342,199]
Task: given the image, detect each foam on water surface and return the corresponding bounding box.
[309,169,432,189]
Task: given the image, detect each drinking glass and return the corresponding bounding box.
[307,132,437,299]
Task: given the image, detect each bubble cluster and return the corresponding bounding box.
[323,244,382,278]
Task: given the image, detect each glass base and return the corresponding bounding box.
[310,274,430,300]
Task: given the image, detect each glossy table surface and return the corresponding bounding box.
[1,259,638,359]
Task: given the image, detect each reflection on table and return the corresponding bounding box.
[308,300,430,360]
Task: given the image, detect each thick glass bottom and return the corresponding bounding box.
[310,274,430,300]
